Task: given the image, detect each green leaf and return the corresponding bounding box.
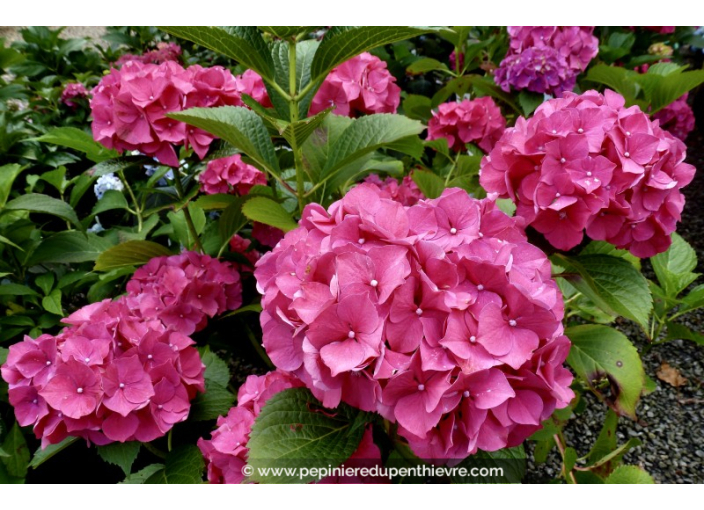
[604,465,654,484]
[0,234,23,251]
[279,107,334,148]
[0,164,24,208]
[563,447,578,475]
[218,199,248,248]
[94,240,172,271]
[120,463,164,484]
[580,241,641,270]
[189,381,236,422]
[29,231,113,265]
[158,27,274,81]
[402,94,432,122]
[452,445,526,484]
[0,283,38,297]
[146,445,204,484]
[310,27,435,83]
[665,321,704,346]
[3,193,81,230]
[41,289,62,316]
[586,409,618,467]
[246,388,368,484]
[679,284,704,315]
[585,65,639,105]
[242,196,298,232]
[322,114,425,179]
[566,325,645,419]
[412,170,446,199]
[407,58,448,74]
[92,190,129,216]
[553,254,652,329]
[199,347,231,388]
[650,233,700,297]
[1,423,29,479]
[257,26,317,39]
[34,127,119,163]
[192,193,240,211]
[97,442,141,476]
[639,68,704,113]
[518,90,544,117]
[28,437,78,469]
[169,107,280,176]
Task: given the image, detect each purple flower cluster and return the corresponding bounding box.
[495,26,598,96]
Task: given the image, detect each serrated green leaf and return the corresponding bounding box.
[605,465,654,484]
[159,26,274,81]
[199,348,231,388]
[0,283,38,297]
[246,388,369,484]
[189,381,236,422]
[566,325,645,419]
[120,463,165,484]
[679,284,704,315]
[168,107,280,176]
[553,254,652,329]
[94,240,172,271]
[412,170,445,199]
[586,409,618,467]
[406,58,448,74]
[257,26,318,39]
[518,90,544,116]
[146,445,204,484]
[3,193,81,230]
[402,94,432,122]
[242,196,298,232]
[192,193,240,211]
[28,437,78,469]
[651,233,700,297]
[665,321,704,346]
[580,241,641,270]
[34,127,119,163]
[29,231,113,265]
[0,164,24,208]
[310,27,435,83]
[451,445,526,484]
[97,442,141,476]
[1,423,29,479]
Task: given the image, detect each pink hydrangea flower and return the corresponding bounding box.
[233,69,272,108]
[254,184,574,461]
[126,251,243,335]
[310,52,401,117]
[495,27,598,96]
[480,89,695,257]
[199,154,268,195]
[652,94,695,142]
[115,42,182,67]
[61,82,89,109]
[91,61,241,166]
[363,174,425,206]
[427,98,506,153]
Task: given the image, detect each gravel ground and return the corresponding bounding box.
[526,124,704,484]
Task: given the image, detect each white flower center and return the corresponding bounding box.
[370,279,379,287]
[450,227,457,235]
[77,388,84,394]
[417,384,425,391]
[509,319,517,327]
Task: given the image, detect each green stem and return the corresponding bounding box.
[118,170,143,233]
[288,40,306,213]
[167,429,173,453]
[144,442,167,460]
[245,324,274,369]
[444,155,459,186]
[554,433,577,484]
[172,174,204,253]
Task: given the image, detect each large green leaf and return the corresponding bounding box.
[1,423,29,479]
[242,196,298,232]
[94,240,172,271]
[189,381,236,422]
[604,465,654,484]
[310,27,435,83]
[120,464,164,484]
[246,388,369,484]
[0,164,24,208]
[158,26,274,81]
[92,190,129,216]
[665,321,704,346]
[257,26,318,39]
[145,445,204,484]
[412,170,446,199]
[168,107,281,176]
[97,442,141,476]
[199,347,231,388]
[321,114,425,180]
[451,446,526,483]
[650,233,699,297]
[3,193,81,229]
[566,325,645,419]
[553,254,652,329]
[29,231,113,265]
[585,65,639,106]
[28,437,78,469]
[34,127,119,163]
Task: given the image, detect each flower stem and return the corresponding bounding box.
[172,173,204,253]
[118,170,143,233]
[288,40,306,213]
[144,442,167,460]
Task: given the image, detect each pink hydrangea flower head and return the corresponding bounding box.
[1,291,206,447]
[496,27,598,96]
[480,89,695,257]
[652,94,695,142]
[233,69,272,108]
[427,98,507,153]
[115,42,182,67]
[199,154,268,195]
[363,173,425,206]
[310,52,401,117]
[61,82,89,109]
[91,61,241,166]
[254,184,574,461]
